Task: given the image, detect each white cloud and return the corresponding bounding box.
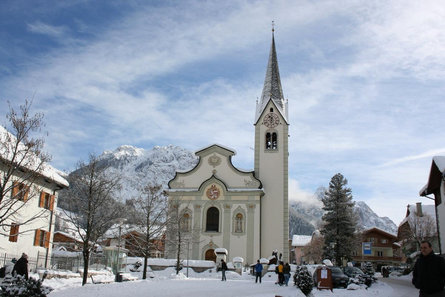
[288,178,322,207]
[27,21,67,38]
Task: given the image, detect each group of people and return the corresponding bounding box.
[275,261,291,286]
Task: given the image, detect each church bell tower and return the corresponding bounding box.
[254,29,289,261]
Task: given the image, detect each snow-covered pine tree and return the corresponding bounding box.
[321,173,358,266]
[293,265,313,296]
[362,262,375,277]
[0,275,52,297]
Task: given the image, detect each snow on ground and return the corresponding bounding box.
[43,263,409,297]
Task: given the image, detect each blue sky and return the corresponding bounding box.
[1,0,445,225]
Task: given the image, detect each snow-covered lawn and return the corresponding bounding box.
[44,266,401,297]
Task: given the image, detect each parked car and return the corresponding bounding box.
[343,266,365,278]
[313,266,349,288]
[343,266,373,287]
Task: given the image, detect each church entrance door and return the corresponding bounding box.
[205,249,216,262]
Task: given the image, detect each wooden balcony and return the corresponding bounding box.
[352,255,402,262]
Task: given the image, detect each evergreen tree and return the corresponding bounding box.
[293,266,313,296]
[321,173,357,265]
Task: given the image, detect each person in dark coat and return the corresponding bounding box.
[12,253,28,280]
[412,241,445,297]
[220,259,228,281]
[254,260,263,283]
[283,262,291,286]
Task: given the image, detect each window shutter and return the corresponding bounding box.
[49,195,55,211]
[9,224,19,242]
[44,231,50,248]
[39,192,45,208]
[11,181,18,198]
[23,185,29,201]
[34,229,41,246]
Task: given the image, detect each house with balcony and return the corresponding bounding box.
[352,227,401,270]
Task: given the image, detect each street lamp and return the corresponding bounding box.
[115,218,127,282]
[186,240,190,277]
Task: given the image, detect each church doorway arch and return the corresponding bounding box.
[205,249,216,262]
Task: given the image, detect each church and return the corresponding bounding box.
[166,31,289,266]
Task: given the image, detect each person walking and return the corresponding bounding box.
[255,260,263,283]
[277,261,284,286]
[283,262,291,286]
[412,240,445,297]
[220,259,228,281]
[12,253,28,280]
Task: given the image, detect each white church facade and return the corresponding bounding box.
[166,32,289,266]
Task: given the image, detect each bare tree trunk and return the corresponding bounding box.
[142,254,148,280]
[176,228,181,275]
[82,249,90,286]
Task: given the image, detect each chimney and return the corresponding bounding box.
[416,202,423,217]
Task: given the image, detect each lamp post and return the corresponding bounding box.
[115,218,127,282]
[186,240,190,277]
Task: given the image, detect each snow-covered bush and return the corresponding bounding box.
[293,266,313,296]
[362,262,375,277]
[0,275,52,297]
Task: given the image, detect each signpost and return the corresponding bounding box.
[363,242,372,255]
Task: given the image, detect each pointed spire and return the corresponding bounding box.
[255,24,287,123]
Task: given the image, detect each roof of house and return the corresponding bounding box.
[0,125,69,187]
[419,156,445,196]
[399,203,436,227]
[362,227,397,239]
[291,235,312,247]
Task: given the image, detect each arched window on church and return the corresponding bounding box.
[265,132,272,149]
[272,132,278,150]
[181,212,191,232]
[206,207,219,232]
[234,213,243,233]
[265,132,278,150]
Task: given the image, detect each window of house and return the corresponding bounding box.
[34,229,50,248]
[377,251,383,257]
[39,191,55,210]
[9,223,19,242]
[381,239,388,244]
[234,213,243,233]
[206,207,219,232]
[12,181,29,201]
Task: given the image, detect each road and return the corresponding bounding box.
[379,276,418,296]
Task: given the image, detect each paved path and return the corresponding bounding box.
[379,276,418,297]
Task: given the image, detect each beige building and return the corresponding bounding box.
[166,32,289,265]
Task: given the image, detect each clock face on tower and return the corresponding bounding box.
[263,113,280,128]
[206,185,220,200]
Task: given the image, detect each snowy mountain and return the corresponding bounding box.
[97,145,198,201]
[289,199,398,236]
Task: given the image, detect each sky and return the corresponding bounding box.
[1,0,445,226]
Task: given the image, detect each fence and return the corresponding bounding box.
[0,252,125,273]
